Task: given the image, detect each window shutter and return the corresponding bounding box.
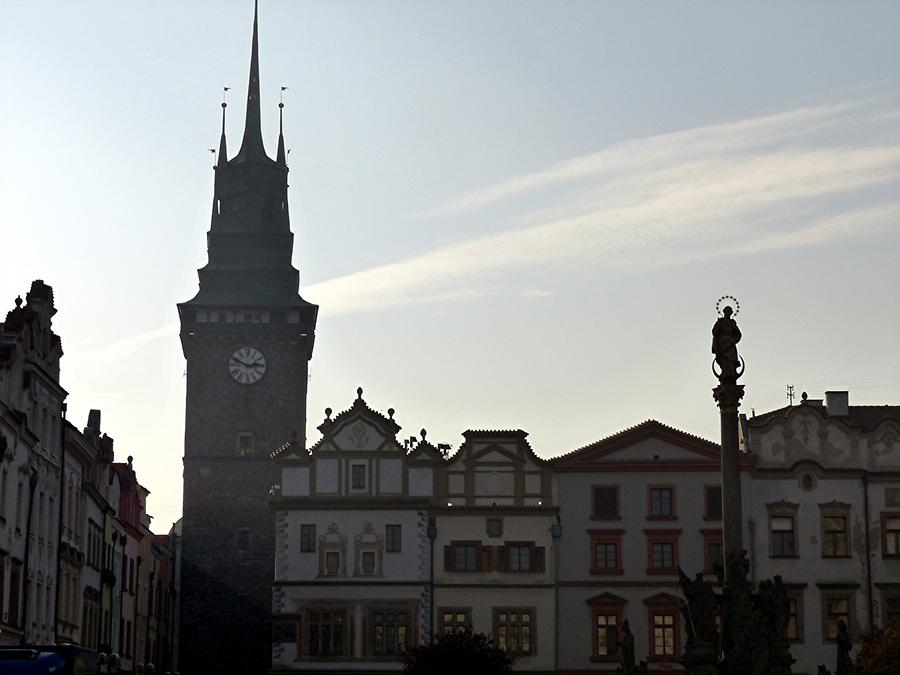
[534,547,546,573]
[496,546,507,572]
[444,545,454,571]
[480,546,492,572]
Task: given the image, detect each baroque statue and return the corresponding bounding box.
[712,304,742,381]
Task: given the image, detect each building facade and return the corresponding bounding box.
[552,420,752,673]
[744,391,900,674]
[176,4,318,674]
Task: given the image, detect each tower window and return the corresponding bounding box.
[237,433,253,457]
[237,528,251,554]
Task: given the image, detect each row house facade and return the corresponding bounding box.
[272,389,900,673]
[743,391,900,674]
[0,281,177,671]
[553,420,752,674]
[270,390,558,673]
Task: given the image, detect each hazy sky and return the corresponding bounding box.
[2,1,900,531]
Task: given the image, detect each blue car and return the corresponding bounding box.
[0,645,99,675]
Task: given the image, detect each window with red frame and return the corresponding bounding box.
[704,485,722,519]
[648,486,675,519]
[590,530,623,575]
[701,529,723,573]
[651,611,677,657]
[592,486,619,519]
[646,530,680,574]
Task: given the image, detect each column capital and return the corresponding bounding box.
[713,383,745,412]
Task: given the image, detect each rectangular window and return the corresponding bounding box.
[8,561,20,627]
[651,612,676,656]
[507,545,532,572]
[454,545,478,572]
[825,596,850,641]
[771,516,796,557]
[883,514,900,558]
[371,609,408,656]
[823,516,849,557]
[351,464,366,490]
[440,608,471,634]
[592,486,619,519]
[486,518,503,538]
[237,528,251,554]
[237,433,253,457]
[595,542,618,570]
[361,551,376,575]
[651,542,674,570]
[494,609,533,656]
[385,524,401,553]
[324,551,341,576]
[595,613,618,656]
[705,485,722,519]
[707,541,724,572]
[649,487,674,518]
[884,595,900,625]
[786,596,800,641]
[300,525,316,552]
[307,609,345,656]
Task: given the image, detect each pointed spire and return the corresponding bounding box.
[277,86,287,166]
[236,0,268,161]
[218,98,228,164]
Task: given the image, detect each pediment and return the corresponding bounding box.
[555,420,719,467]
[586,592,627,606]
[309,389,402,453]
[643,592,681,606]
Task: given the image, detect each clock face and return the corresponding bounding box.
[228,346,267,385]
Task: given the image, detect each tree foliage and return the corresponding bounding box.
[857,618,900,675]
[403,630,513,675]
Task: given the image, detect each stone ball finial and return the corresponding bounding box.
[14,296,22,308]
[357,386,363,399]
[388,408,395,419]
[420,428,427,440]
[801,391,808,401]
[325,407,332,420]
[127,455,133,466]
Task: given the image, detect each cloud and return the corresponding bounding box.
[303,96,900,316]
[77,321,179,366]
[521,289,553,299]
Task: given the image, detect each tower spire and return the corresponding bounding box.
[235,0,268,161]
[277,86,287,166]
[218,88,229,164]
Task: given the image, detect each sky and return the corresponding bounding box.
[2,0,900,532]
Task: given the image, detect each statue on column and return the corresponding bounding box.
[712,304,742,381]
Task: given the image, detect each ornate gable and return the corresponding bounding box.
[309,387,402,454]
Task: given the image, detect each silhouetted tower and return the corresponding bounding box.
[176,3,317,673]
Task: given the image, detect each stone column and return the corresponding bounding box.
[714,381,744,557]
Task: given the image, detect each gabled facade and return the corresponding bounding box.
[433,430,557,673]
[271,390,434,672]
[743,391,900,674]
[552,420,749,673]
[0,281,65,644]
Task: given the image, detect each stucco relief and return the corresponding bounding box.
[332,419,384,451]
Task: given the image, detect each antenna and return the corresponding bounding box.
[786,384,795,406]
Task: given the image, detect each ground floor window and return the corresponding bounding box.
[306,609,346,656]
[370,608,409,656]
[824,595,851,641]
[595,613,618,656]
[493,608,534,656]
[439,608,472,634]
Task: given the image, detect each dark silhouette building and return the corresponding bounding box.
[176,3,318,673]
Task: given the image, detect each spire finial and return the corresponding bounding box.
[277,86,288,166]
[236,0,268,161]
[218,87,229,164]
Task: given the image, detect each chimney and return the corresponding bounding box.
[825,391,849,417]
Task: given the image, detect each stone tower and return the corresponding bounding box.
[176,3,318,673]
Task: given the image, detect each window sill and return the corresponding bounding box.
[647,515,678,521]
[590,568,624,576]
[590,515,622,521]
[646,568,678,576]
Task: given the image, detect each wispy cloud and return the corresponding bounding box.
[78,322,179,366]
[304,96,900,316]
